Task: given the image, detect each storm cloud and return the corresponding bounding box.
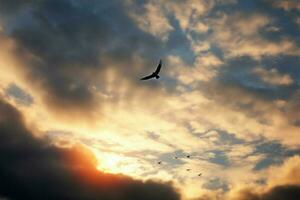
[236,185,300,200]
[0,98,180,200]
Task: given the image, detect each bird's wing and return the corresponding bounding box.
[140,74,154,80]
[154,60,162,75]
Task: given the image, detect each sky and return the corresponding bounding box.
[0,0,300,199]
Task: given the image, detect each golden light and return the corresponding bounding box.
[95,152,140,176]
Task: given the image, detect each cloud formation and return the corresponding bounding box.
[126,1,173,41]
[0,0,165,118]
[209,13,300,59]
[252,67,294,86]
[234,185,300,200]
[192,156,300,200]
[272,0,300,11]
[0,98,180,200]
[168,53,223,83]
[0,0,300,199]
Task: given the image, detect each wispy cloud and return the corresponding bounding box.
[209,13,300,59]
[126,0,173,41]
[253,67,294,86]
[168,54,223,83]
[272,0,300,11]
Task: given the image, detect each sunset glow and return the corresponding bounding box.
[1,0,300,200]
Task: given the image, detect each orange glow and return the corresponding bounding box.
[62,144,137,189]
[95,152,140,176]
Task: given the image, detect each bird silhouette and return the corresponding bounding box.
[198,173,202,176]
[186,169,191,171]
[157,161,162,165]
[186,155,191,158]
[140,60,162,80]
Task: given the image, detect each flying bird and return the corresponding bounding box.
[140,60,162,80]
[198,173,202,176]
[157,161,162,165]
[186,169,191,171]
[186,155,191,158]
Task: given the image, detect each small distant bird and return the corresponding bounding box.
[174,156,178,159]
[158,161,162,165]
[186,155,191,158]
[140,60,162,80]
[186,169,191,171]
[198,173,202,176]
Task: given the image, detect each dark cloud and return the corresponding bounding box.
[238,185,300,200]
[0,99,180,200]
[0,0,165,113]
[192,185,300,200]
[0,0,35,14]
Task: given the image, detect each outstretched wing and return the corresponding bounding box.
[153,60,162,75]
[140,74,154,80]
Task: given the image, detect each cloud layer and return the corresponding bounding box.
[0,98,180,200]
[0,0,300,199]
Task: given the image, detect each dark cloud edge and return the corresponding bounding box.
[192,185,300,200]
[0,98,180,200]
[235,184,300,200]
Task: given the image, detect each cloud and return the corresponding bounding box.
[191,80,300,147]
[231,156,300,200]
[272,0,300,11]
[296,17,300,26]
[168,53,223,84]
[209,13,300,59]
[1,1,300,199]
[126,0,173,41]
[165,0,214,32]
[128,0,236,35]
[202,177,229,191]
[0,0,165,118]
[267,156,300,186]
[234,185,300,200]
[0,98,180,200]
[252,67,294,86]
[192,156,300,200]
